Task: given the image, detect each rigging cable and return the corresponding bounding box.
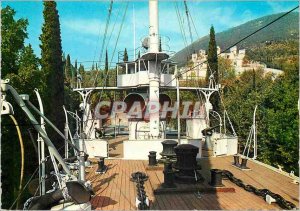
[105,5,122,51]
[92,0,114,87]
[86,2,129,137]
[184,0,194,52]
[174,2,190,57]
[165,5,299,87]
[9,115,24,209]
[81,0,115,136]
[187,3,199,39]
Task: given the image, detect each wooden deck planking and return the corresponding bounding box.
[87,157,298,210]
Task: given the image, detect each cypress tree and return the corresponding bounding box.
[207,26,220,113]
[73,59,78,86]
[159,37,162,52]
[105,49,109,73]
[207,26,218,84]
[138,51,141,59]
[123,48,128,62]
[105,49,109,86]
[79,64,85,77]
[39,1,64,145]
[65,54,71,85]
[74,59,78,70]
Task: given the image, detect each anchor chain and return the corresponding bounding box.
[131,172,150,210]
[222,170,297,210]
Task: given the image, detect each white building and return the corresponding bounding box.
[180,46,282,79]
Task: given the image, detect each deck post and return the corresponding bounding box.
[78,134,86,182]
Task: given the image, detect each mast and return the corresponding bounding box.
[148,0,160,138]
[149,0,159,53]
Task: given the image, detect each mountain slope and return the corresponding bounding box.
[172,12,299,67]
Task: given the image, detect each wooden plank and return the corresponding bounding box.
[86,157,298,210]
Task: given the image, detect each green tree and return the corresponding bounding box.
[19,44,39,72]
[159,37,162,52]
[39,1,65,146]
[260,60,299,173]
[104,49,109,86]
[78,64,85,84]
[123,48,128,62]
[138,51,141,59]
[207,26,218,84]
[207,26,220,113]
[74,59,78,71]
[64,54,72,86]
[1,6,28,77]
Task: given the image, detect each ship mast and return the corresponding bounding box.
[148,0,160,139]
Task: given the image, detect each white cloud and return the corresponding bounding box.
[267,1,296,14]
[61,18,103,36]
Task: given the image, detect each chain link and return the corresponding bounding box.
[222,170,297,210]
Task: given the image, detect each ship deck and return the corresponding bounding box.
[86,146,299,210]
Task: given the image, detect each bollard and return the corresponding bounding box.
[210,169,224,187]
[96,157,107,174]
[148,151,157,166]
[233,154,240,166]
[240,158,248,169]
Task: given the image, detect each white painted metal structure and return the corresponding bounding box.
[242,105,258,159]
[34,89,46,195]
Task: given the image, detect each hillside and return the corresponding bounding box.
[172,12,299,67]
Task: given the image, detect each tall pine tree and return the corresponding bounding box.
[39,1,64,145]
[207,26,220,113]
[138,51,141,59]
[64,54,71,86]
[207,26,218,84]
[105,49,109,86]
[123,48,128,62]
[159,37,162,52]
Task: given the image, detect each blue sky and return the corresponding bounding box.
[2,1,299,70]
